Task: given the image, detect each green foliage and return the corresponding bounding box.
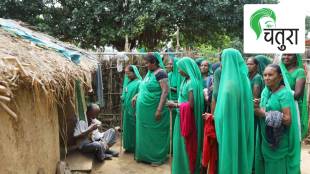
[0,0,279,50]
[195,36,244,63]
[306,16,310,35]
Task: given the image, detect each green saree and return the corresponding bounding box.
[172,57,204,174]
[255,86,301,174]
[135,53,170,164]
[121,65,142,152]
[214,48,254,174]
[250,73,264,94]
[280,54,308,139]
[168,57,182,100]
[168,56,183,148]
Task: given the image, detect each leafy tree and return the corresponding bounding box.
[306,16,310,36]
[0,0,279,50]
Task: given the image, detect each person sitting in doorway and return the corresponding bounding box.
[73,103,119,161]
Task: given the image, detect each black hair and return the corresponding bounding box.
[86,103,98,114]
[219,51,222,62]
[199,60,209,68]
[247,57,259,65]
[165,48,174,53]
[282,54,298,63]
[266,64,285,86]
[126,65,134,72]
[267,64,281,74]
[86,104,93,113]
[144,53,159,65]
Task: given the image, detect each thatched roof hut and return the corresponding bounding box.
[0,18,97,174]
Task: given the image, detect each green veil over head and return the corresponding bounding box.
[214,48,254,174]
[176,57,204,173]
[153,52,166,70]
[279,54,308,139]
[121,65,142,98]
[167,56,184,99]
[255,55,272,76]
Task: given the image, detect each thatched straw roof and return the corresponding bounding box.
[0,18,98,119]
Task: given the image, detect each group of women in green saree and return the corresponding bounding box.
[120,49,308,174]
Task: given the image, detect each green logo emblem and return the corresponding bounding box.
[250,8,276,39]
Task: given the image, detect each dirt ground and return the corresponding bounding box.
[91,141,310,174]
[301,144,310,174]
[91,140,170,174]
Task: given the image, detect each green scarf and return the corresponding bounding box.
[168,57,184,100]
[153,52,166,70]
[169,57,180,88]
[280,54,309,139]
[214,48,254,174]
[121,65,142,99]
[255,55,272,76]
[121,65,142,152]
[177,57,204,174]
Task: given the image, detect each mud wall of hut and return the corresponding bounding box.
[0,86,60,174]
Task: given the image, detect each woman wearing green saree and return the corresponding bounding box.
[247,57,264,98]
[167,57,204,174]
[214,48,254,174]
[166,56,181,101]
[166,56,183,145]
[280,54,308,139]
[254,64,300,174]
[121,65,142,152]
[133,52,170,165]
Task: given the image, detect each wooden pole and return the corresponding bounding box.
[169,108,173,172]
[119,103,123,154]
[125,35,129,52]
[176,26,180,51]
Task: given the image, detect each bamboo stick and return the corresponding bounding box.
[0,101,17,119]
[2,56,28,76]
[0,95,11,102]
[0,85,9,94]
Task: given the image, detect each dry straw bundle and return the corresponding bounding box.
[0,23,97,119]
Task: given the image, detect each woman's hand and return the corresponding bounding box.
[203,88,209,102]
[131,96,137,107]
[166,100,177,109]
[254,108,266,118]
[202,112,213,120]
[155,109,162,121]
[253,98,260,109]
[170,87,177,92]
[282,107,292,126]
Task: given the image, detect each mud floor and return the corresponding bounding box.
[90,140,310,174]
